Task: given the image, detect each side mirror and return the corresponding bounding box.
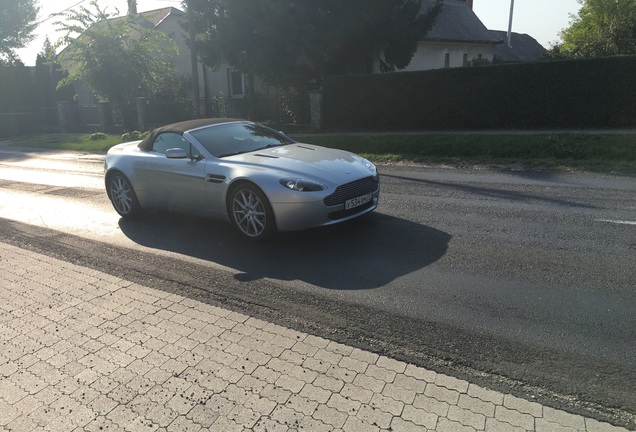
[165,148,188,159]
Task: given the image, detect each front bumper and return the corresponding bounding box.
[272,188,380,232]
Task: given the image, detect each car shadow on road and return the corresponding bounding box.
[118,212,451,290]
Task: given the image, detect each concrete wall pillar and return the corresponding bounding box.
[57,101,80,133]
[309,90,323,131]
[136,97,149,131]
[97,102,113,133]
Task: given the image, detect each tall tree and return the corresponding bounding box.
[128,0,138,15]
[39,37,54,61]
[187,0,440,88]
[0,0,40,64]
[55,1,176,128]
[53,0,120,51]
[555,0,636,58]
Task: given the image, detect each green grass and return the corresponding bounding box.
[6,131,636,174]
[8,133,122,153]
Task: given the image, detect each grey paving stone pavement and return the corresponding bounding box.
[0,241,631,432]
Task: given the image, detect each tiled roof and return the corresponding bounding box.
[135,7,184,29]
[57,7,185,65]
[491,30,547,62]
[100,7,184,30]
[421,0,501,44]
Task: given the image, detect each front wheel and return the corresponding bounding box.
[228,183,276,240]
[107,172,141,218]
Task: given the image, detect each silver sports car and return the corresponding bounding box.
[104,118,380,239]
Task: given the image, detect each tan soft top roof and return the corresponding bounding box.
[137,118,244,151]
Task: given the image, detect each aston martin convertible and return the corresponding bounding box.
[104,118,380,240]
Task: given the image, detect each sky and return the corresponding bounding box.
[16,0,582,66]
[473,0,581,46]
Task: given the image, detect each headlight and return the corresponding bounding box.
[360,157,379,180]
[280,178,326,192]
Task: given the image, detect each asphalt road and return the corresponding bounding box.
[0,146,635,427]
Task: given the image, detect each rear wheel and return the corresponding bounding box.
[107,172,141,218]
[228,183,275,240]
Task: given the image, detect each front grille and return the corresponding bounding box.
[324,176,379,206]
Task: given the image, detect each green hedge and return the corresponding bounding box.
[0,60,74,137]
[323,56,636,131]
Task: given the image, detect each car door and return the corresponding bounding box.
[141,132,211,213]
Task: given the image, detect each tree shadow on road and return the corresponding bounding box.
[118,211,451,290]
[383,173,601,209]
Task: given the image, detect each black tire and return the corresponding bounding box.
[107,172,141,218]
[228,183,276,240]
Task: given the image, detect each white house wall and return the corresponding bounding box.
[401,41,496,72]
[153,17,272,101]
[155,17,206,98]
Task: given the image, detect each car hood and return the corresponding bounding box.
[222,143,374,183]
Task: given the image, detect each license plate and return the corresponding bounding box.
[345,193,372,210]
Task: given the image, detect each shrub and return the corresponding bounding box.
[121,130,149,142]
[89,132,108,140]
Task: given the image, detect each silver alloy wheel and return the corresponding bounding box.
[109,174,136,216]
[231,187,268,238]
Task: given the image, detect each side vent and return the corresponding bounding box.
[206,174,226,183]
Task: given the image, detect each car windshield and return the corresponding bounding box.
[189,122,295,158]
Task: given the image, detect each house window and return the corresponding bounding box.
[444,53,450,69]
[229,70,245,97]
[462,53,468,67]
